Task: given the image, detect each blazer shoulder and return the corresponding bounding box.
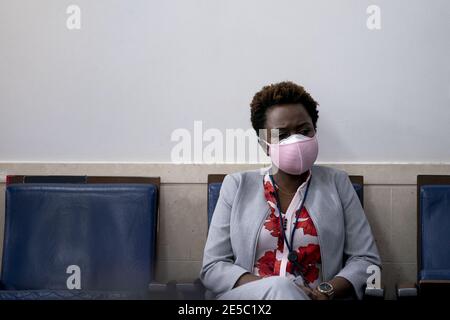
[226,168,267,182]
[227,166,349,186]
[312,165,348,181]
[229,166,348,183]
[218,169,264,206]
[223,168,267,190]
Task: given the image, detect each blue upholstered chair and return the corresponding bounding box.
[0,175,171,300]
[397,175,450,299]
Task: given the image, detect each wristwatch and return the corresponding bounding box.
[317,282,335,299]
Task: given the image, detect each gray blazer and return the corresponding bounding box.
[200,165,381,299]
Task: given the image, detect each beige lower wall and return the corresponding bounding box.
[1,162,450,299]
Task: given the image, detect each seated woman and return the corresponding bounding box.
[200,81,381,300]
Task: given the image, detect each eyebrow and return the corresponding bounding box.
[274,122,312,130]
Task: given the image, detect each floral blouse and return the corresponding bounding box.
[252,170,322,288]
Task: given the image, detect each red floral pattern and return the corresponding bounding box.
[295,207,318,236]
[286,244,321,283]
[253,172,322,287]
[263,181,277,204]
[254,250,281,277]
[263,207,282,238]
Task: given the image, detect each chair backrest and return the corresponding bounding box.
[207,175,226,227]
[417,175,450,282]
[1,175,160,292]
[207,173,364,228]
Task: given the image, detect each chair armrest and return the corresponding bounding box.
[396,283,418,300]
[175,278,206,300]
[148,280,178,299]
[0,290,146,300]
[364,287,385,300]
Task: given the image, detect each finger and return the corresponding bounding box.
[300,287,314,299]
[312,289,328,300]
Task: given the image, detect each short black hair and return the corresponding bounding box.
[250,81,319,133]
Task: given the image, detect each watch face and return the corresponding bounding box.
[319,282,333,292]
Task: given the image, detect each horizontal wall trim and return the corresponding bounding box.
[0,162,450,185]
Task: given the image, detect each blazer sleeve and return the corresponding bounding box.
[199,174,249,296]
[334,170,382,299]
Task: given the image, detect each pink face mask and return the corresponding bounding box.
[260,133,319,175]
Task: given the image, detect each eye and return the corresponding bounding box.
[300,129,310,135]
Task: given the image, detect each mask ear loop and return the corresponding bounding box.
[257,137,271,155]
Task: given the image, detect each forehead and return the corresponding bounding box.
[265,104,312,128]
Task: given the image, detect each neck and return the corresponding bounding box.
[272,168,309,194]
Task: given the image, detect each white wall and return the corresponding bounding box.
[0,0,449,163]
